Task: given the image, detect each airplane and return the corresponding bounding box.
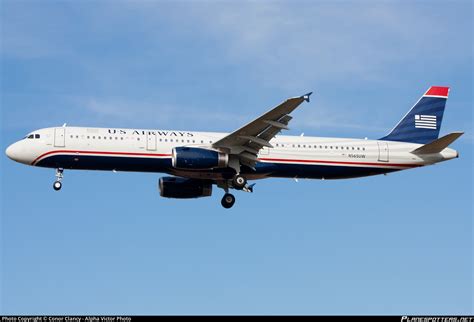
[5,86,463,209]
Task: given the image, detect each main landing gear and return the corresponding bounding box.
[219,174,254,209]
[232,174,247,190]
[53,168,64,191]
[221,193,236,209]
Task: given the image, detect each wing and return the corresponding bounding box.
[212,92,312,168]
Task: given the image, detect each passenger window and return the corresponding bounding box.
[137,138,140,141]
[76,135,79,139]
[335,146,338,149]
[357,147,360,150]
[363,147,365,151]
[330,146,333,149]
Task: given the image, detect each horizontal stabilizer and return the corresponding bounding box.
[411,132,463,154]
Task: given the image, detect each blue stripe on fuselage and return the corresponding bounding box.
[35,154,400,180]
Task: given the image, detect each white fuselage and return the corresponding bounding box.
[6,126,458,180]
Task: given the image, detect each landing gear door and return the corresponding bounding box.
[54,127,66,147]
[146,132,157,151]
[377,142,389,162]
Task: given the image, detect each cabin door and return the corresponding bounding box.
[54,127,66,147]
[377,142,389,162]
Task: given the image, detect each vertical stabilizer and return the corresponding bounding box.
[380,86,449,144]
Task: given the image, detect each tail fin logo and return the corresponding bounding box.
[415,114,437,130]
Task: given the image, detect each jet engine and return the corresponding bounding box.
[159,177,212,199]
[172,147,228,170]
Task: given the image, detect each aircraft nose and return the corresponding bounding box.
[6,141,34,165]
[5,142,22,162]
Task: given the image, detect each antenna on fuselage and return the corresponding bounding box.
[62,123,67,127]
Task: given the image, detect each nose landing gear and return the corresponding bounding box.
[53,168,64,191]
[53,181,62,191]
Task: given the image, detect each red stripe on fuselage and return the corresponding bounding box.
[32,150,422,169]
[32,150,172,165]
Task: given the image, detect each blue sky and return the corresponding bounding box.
[1,0,472,315]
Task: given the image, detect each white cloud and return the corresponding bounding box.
[159,2,471,90]
[2,1,471,137]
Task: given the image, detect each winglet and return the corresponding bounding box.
[302,92,313,102]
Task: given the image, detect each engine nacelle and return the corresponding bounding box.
[172,147,228,170]
[159,177,212,199]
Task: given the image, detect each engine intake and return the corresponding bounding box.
[172,147,228,170]
[159,177,212,199]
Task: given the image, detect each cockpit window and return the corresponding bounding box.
[27,134,34,139]
[35,134,40,139]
